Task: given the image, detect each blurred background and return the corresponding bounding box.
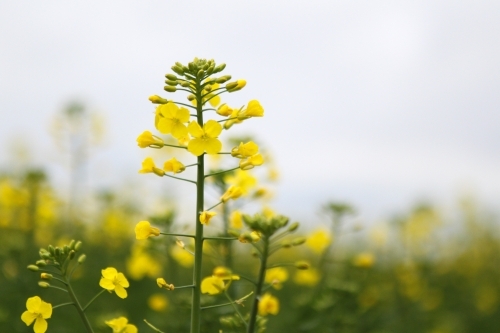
[1,1,499,332]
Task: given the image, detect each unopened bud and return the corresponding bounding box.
[214,63,226,73]
[41,273,53,280]
[206,65,214,76]
[181,81,191,88]
[204,85,212,92]
[69,250,75,260]
[153,167,165,177]
[216,75,231,84]
[36,260,47,267]
[48,245,55,256]
[197,69,204,78]
[171,65,184,75]
[288,222,300,232]
[68,240,75,250]
[27,265,39,272]
[55,247,61,256]
[292,237,306,246]
[187,94,195,101]
[295,261,310,270]
[157,277,175,290]
[63,245,69,254]
[225,82,238,91]
[280,240,292,248]
[164,86,177,93]
[74,241,82,251]
[78,254,86,264]
[38,281,50,288]
[165,80,177,86]
[165,74,178,81]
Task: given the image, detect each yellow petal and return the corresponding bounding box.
[171,123,188,139]
[39,301,52,319]
[116,272,130,288]
[99,277,115,290]
[125,324,138,333]
[177,107,191,123]
[21,311,37,326]
[201,276,225,295]
[26,296,42,313]
[114,285,128,299]
[188,121,203,138]
[187,138,205,156]
[102,267,118,280]
[34,317,48,333]
[204,120,222,138]
[204,138,222,155]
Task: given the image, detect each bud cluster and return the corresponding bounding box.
[28,240,86,274]
[242,214,290,237]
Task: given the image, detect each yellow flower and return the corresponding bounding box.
[258,293,279,316]
[134,221,160,240]
[230,210,243,229]
[221,185,243,202]
[265,267,289,289]
[148,294,169,312]
[201,276,225,295]
[216,104,233,116]
[21,296,52,333]
[163,157,185,174]
[239,153,264,170]
[223,108,244,129]
[352,252,375,268]
[306,229,332,254]
[240,100,264,118]
[126,246,161,280]
[225,170,257,195]
[293,268,320,287]
[170,246,194,268]
[231,141,259,158]
[226,79,246,92]
[136,131,164,148]
[105,317,138,333]
[148,95,168,104]
[157,277,174,290]
[187,120,222,156]
[99,267,130,299]
[204,82,221,107]
[200,211,216,225]
[138,157,165,176]
[213,266,240,281]
[156,103,190,139]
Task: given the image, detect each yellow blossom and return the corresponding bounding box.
[352,252,375,268]
[213,266,240,281]
[21,296,52,333]
[138,157,165,176]
[134,221,160,240]
[126,247,161,280]
[223,108,244,129]
[240,100,264,118]
[170,246,194,268]
[293,268,320,286]
[265,267,289,289]
[156,103,190,139]
[221,185,243,202]
[230,210,243,229]
[204,82,221,107]
[200,211,216,225]
[177,135,190,146]
[226,79,246,92]
[99,267,130,299]
[216,104,233,116]
[148,294,169,312]
[306,229,332,254]
[225,170,257,194]
[157,277,174,290]
[163,157,185,174]
[105,317,138,333]
[239,153,264,170]
[258,293,279,316]
[262,206,275,219]
[231,141,259,158]
[148,95,168,104]
[136,131,164,148]
[187,120,222,156]
[201,276,225,295]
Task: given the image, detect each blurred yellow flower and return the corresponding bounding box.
[258,293,279,316]
[239,153,264,170]
[157,277,174,290]
[201,276,225,295]
[126,248,161,280]
[306,229,332,254]
[163,157,186,174]
[225,170,257,195]
[134,221,160,240]
[262,206,275,219]
[105,316,137,333]
[99,267,129,299]
[221,185,243,202]
[21,296,52,333]
[187,120,222,156]
[200,211,216,225]
[231,141,259,158]
[240,100,264,118]
[265,267,289,289]
[170,246,194,268]
[230,210,243,229]
[213,266,240,281]
[156,103,190,139]
[138,157,165,176]
[148,293,169,312]
[352,252,375,268]
[136,130,164,148]
[293,268,320,286]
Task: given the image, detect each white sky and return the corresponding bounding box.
[1,1,499,224]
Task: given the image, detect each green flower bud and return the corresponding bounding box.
[68,240,75,250]
[36,260,47,267]
[225,82,238,91]
[197,69,204,78]
[41,273,53,280]
[74,241,82,251]
[280,240,292,248]
[214,63,226,73]
[202,63,209,70]
[69,250,75,260]
[292,237,306,246]
[164,86,177,93]
[206,65,215,76]
[38,281,50,288]
[187,94,195,101]
[295,261,310,270]
[55,247,61,256]
[181,81,191,88]
[47,245,55,256]
[188,62,196,72]
[288,222,300,232]
[216,75,231,84]
[171,65,184,75]
[165,80,178,86]
[27,265,39,272]
[165,74,178,81]
[204,85,212,92]
[63,245,69,254]
[78,254,87,264]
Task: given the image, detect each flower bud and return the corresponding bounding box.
[36,260,47,267]
[27,265,39,272]
[164,86,177,93]
[287,222,299,232]
[63,245,69,254]
[38,281,50,288]
[54,247,61,256]
[74,241,82,251]
[78,254,86,264]
[152,167,166,177]
[206,65,215,76]
[187,94,195,101]
[181,81,191,88]
[47,245,55,256]
[295,261,310,270]
[69,250,75,260]
[148,95,168,104]
[204,85,212,92]
[292,237,306,246]
[157,278,175,290]
[171,65,184,75]
[214,63,226,73]
[41,273,53,280]
[225,82,238,91]
[165,74,178,81]
[215,75,231,84]
[165,80,178,86]
[280,240,292,248]
[68,240,75,250]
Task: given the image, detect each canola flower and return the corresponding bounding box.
[221,185,243,202]
[306,229,332,254]
[156,102,190,139]
[105,317,138,333]
[136,130,164,148]
[200,211,216,225]
[138,157,165,177]
[258,293,280,316]
[163,157,186,174]
[21,296,52,333]
[187,120,223,156]
[99,267,130,299]
[135,221,160,240]
[265,267,289,290]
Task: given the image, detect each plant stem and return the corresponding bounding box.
[247,235,270,333]
[66,279,94,333]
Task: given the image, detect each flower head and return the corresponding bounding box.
[258,293,279,316]
[353,252,375,268]
[265,267,289,290]
[231,141,259,159]
[240,100,264,118]
[293,268,320,286]
[135,221,160,240]
[221,185,243,202]
[306,229,332,254]
[157,277,174,290]
[216,104,233,117]
[136,131,164,148]
[105,317,138,333]
[156,103,190,139]
[99,267,130,299]
[239,153,264,170]
[163,157,185,174]
[201,276,225,295]
[187,120,222,156]
[21,296,52,333]
[200,211,216,225]
[138,157,165,177]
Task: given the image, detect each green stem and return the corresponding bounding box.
[160,232,195,238]
[174,284,195,290]
[205,201,223,211]
[144,319,166,333]
[52,302,74,309]
[247,236,270,333]
[204,167,239,179]
[203,236,238,241]
[164,174,197,185]
[162,143,188,149]
[82,289,106,311]
[47,285,68,293]
[225,290,247,328]
[66,279,94,333]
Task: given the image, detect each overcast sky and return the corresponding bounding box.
[1,1,499,225]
